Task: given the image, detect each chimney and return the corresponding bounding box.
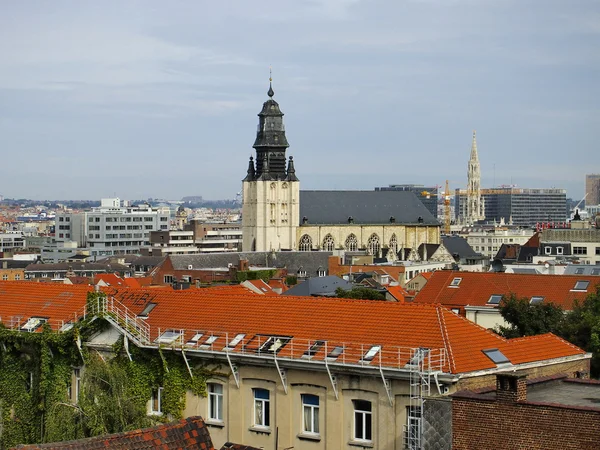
[238,259,249,272]
[496,373,527,403]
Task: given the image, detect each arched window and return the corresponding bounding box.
[322,234,335,251]
[389,234,398,257]
[367,234,380,256]
[299,234,312,251]
[345,234,358,251]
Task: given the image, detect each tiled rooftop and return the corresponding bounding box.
[414,271,598,309]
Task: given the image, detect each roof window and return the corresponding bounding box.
[186,333,203,346]
[21,317,47,332]
[530,296,544,305]
[302,340,325,359]
[573,280,590,291]
[592,269,600,276]
[449,277,462,287]
[406,348,430,367]
[326,346,344,361]
[361,345,381,362]
[259,336,292,354]
[199,335,218,349]
[138,302,157,317]
[59,322,74,332]
[482,348,510,365]
[575,268,585,275]
[224,333,245,350]
[155,330,182,344]
[487,294,502,305]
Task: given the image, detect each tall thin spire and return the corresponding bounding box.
[470,130,479,161]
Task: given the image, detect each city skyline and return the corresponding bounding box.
[1,0,598,201]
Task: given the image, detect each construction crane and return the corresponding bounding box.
[443,180,451,234]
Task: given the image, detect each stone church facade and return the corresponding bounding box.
[242,81,441,257]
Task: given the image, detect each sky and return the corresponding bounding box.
[0,0,598,201]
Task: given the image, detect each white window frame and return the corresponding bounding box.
[208,383,223,422]
[302,394,320,435]
[150,387,163,415]
[353,399,372,442]
[253,388,270,429]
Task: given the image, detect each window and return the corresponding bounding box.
[345,234,358,252]
[544,246,551,255]
[150,387,163,415]
[164,275,174,284]
[449,277,462,287]
[353,400,372,442]
[208,383,223,422]
[259,336,291,354]
[573,246,587,255]
[299,234,312,251]
[2,275,7,281]
[155,330,182,344]
[138,302,157,317]
[21,317,47,332]
[482,348,510,364]
[322,234,335,252]
[303,340,325,359]
[253,388,270,428]
[487,294,502,305]
[367,234,380,256]
[361,345,381,362]
[592,269,600,276]
[71,368,81,403]
[575,268,585,275]
[225,333,245,350]
[326,346,344,361]
[596,247,600,256]
[451,308,460,314]
[573,280,590,291]
[530,296,544,305]
[302,394,319,435]
[557,246,564,255]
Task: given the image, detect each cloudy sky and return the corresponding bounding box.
[0,0,598,201]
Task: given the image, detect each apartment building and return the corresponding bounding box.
[0,232,25,256]
[460,226,534,259]
[0,282,590,450]
[54,199,170,257]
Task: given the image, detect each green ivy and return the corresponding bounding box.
[0,292,225,448]
[236,269,277,282]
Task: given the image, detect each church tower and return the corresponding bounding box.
[466,130,484,224]
[241,78,300,251]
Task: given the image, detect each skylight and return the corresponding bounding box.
[302,340,325,359]
[574,280,590,291]
[199,335,218,349]
[59,322,74,332]
[326,346,344,361]
[155,330,182,344]
[592,269,600,276]
[259,336,292,354]
[361,345,381,362]
[449,277,462,287]
[138,302,157,317]
[224,333,245,350]
[487,295,503,305]
[21,317,47,332]
[186,333,203,346]
[482,348,510,365]
[530,296,544,305]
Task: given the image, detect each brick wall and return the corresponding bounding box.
[453,374,600,450]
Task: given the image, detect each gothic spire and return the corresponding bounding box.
[470,130,479,162]
[286,156,299,182]
[243,156,255,181]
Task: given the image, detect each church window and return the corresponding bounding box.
[299,235,313,252]
[345,234,358,252]
[389,234,398,257]
[322,234,335,251]
[367,234,380,256]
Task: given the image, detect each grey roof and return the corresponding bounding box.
[168,252,332,277]
[25,262,130,272]
[441,235,478,258]
[511,268,541,274]
[299,191,439,225]
[282,275,352,297]
[0,259,32,269]
[564,265,600,276]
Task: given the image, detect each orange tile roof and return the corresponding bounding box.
[385,285,408,302]
[413,271,598,309]
[0,281,587,374]
[94,273,127,287]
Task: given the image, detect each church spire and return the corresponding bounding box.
[267,66,274,98]
[243,156,255,182]
[470,130,479,162]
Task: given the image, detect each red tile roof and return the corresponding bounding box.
[385,285,409,302]
[14,416,214,449]
[413,271,598,309]
[0,281,587,375]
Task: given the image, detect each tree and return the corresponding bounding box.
[496,294,565,339]
[335,287,386,300]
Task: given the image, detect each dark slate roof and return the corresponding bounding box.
[169,252,332,277]
[14,416,214,449]
[282,275,352,297]
[24,262,130,272]
[299,191,439,225]
[564,265,600,276]
[418,243,441,260]
[441,235,478,258]
[98,255,166,267]
[0,259,31,269]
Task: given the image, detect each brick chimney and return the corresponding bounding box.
[238,259,249,272]
[496,373,527,403]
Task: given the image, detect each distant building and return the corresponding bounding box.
[375,184,439,218]
[455,187,567,227]
[586,174,600,206]
[465,131,484,225]
[459,225,535,259]
[0,232,25,256]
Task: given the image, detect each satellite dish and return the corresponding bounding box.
[491,259,505,273]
